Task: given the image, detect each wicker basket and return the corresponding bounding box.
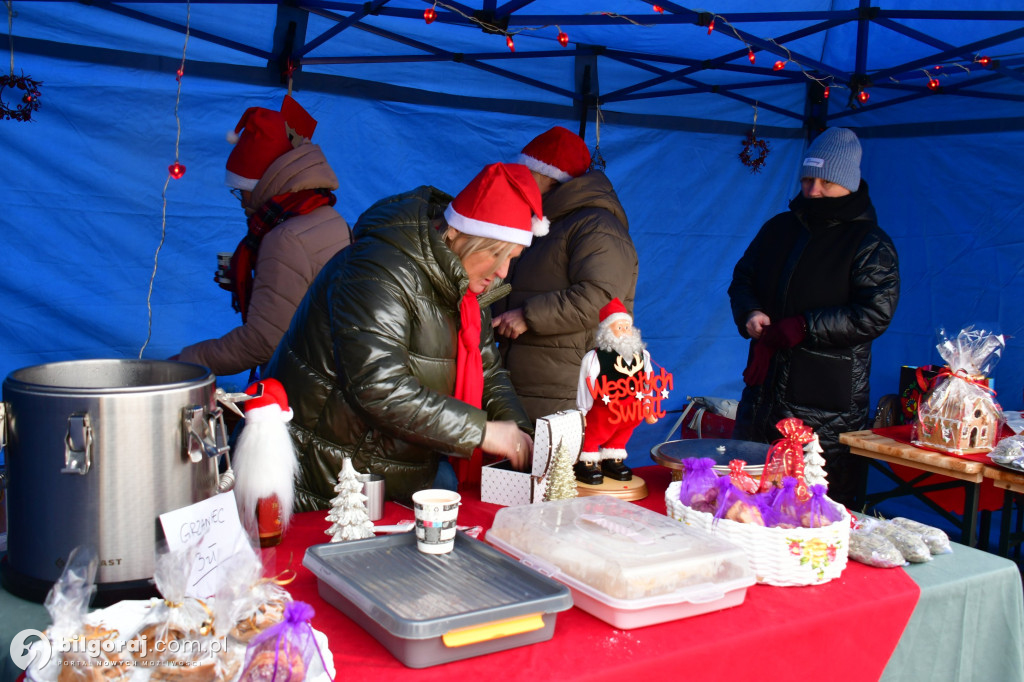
[665,481,850,587]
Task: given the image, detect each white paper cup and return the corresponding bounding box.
[411,489,461,554]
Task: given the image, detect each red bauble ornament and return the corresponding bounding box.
[747,50,756,64]
[773,60,786,71]
[857,89,870,103]
[423,7,436,24]
[927,78,940,91]
[557,31,569,47]
[506,35,515,52]
[168,162,186,179]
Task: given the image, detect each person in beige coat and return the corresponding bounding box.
[492,126,638,422]
[176,96,352,378]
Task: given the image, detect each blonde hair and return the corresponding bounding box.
[443,228,519,293]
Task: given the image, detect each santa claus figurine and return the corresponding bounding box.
[232,377,299,547]
[575,298,660,484]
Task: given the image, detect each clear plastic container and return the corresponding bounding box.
[486,496,755,629]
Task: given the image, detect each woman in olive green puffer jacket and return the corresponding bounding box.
[265,176,536,510]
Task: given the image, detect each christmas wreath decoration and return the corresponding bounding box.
[0,73,42,122]
[739,130,770,173]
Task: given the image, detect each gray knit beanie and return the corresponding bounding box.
[801,127,861,192]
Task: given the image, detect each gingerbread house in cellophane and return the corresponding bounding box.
[913,326,1006,456]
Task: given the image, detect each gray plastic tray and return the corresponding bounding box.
[303,531,572,668]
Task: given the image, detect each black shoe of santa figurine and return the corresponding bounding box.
[573,461,604,486]
[601,459,632,481]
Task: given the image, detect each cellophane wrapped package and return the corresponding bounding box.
[217,550,292,644]
[34,546,133,682]
[913,326,1006,455]
[989,434,1024,472]
[849,520,906,569]
[128,545,240,681]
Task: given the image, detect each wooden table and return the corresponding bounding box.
[982,464,1024,557]
[839,430,985,547]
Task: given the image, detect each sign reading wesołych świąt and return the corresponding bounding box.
[159,491,255,599]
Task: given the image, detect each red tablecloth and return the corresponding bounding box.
[264,466,920,682]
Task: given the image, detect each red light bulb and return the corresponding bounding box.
[424,7,436,24]
[857,90,870,103]
[652,5,664,13]
[707,19,715,35]
[168,162,186,179]
[175,67,184,82]
[823,86,830,99]
[978,55,991,66]
[506,35,515,52]
[928,78,940,91]
[773,60,786,71]
[557,31,569,47]
[747,50,755,64]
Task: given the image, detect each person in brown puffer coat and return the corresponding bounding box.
[176,96,352,379]
[492,127,638,423]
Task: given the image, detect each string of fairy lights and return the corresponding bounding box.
[139,0,192,358]
[419,1,998,106]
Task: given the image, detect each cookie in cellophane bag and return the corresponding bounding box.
[127,545,240,681]
[217,546,292,644]
[30,546,132,682]
[913,326,1005,455]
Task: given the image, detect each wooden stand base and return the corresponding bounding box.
[576,474,648,501]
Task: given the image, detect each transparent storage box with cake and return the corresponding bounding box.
[486,496,755,629]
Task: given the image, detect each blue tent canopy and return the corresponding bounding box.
[2,1,1022,458]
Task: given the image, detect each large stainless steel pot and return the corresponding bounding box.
[0,359,232,602]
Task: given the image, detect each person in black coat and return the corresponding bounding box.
[728,127,900,508]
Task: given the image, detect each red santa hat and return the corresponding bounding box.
[243,378,294,423]
[224,95,317,191]
[444,163,549,245]
[599,297,632,327]
[517,126,592,183]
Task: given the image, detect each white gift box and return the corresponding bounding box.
[481,409,584,507]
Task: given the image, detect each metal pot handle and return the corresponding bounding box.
[183,405,235,492]
[63,412,93,475]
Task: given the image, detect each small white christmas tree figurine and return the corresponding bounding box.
[325,457,375,542]
[803,434,829,489]
[544,439,579,502]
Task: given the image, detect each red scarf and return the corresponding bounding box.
[452,290,485,484]
[219,188,335,322]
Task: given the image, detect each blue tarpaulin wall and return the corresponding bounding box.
[1,1,1022,459]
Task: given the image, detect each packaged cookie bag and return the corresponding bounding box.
[32,546,132,682]
[128,546,239,682]
[218,548,292,644]
[913,326,1005,455]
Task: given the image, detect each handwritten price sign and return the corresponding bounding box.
[159,491,255,599]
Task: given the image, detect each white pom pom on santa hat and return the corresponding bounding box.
[226,129,240,144]
[243,378,293,423]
